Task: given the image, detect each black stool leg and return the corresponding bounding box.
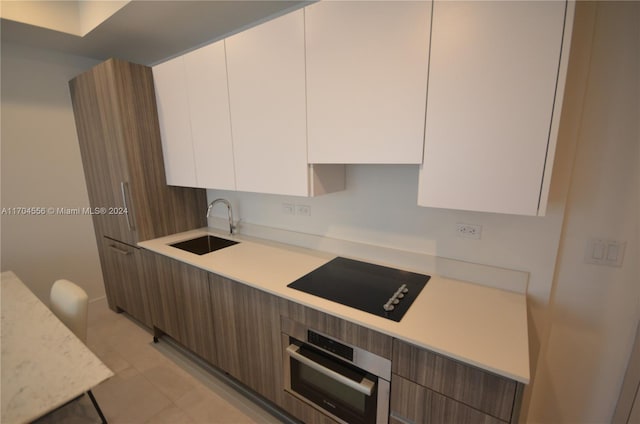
[87,390,107,424]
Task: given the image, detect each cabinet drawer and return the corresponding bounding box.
[393,340,516,421]
[391,374,504,424]
[101,237,151,327]
[281,301,392,359]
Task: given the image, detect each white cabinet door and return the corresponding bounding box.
[154,41,235,190]
[225,10,309,196]
[418,1,571,215]
[153,57,197,187]
[183,41,236,191]
[306,1,431,164]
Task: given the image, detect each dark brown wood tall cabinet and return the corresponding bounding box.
[68,58,207,322]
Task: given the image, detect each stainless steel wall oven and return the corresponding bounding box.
[283,323,391,424]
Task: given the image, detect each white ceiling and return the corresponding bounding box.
[0,0,308,65]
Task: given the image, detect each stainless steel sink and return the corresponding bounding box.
[170,235,238,255]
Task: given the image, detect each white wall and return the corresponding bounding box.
[528,2,640,422]
[1,42,104,302]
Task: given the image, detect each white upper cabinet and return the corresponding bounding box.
[225,10,306,196]
[153,56,196,187]
[153,40,235,190]
[226,10,343,196]
[418,1,573,216]
[183,42,235,191]
[305,1,431,164]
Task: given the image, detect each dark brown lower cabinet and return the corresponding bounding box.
[392,339,523,423]
[142,250,216,365]
[391,374,504,424]
[136,251,525,424]
[208,273,283,404]
[100,237,152,327]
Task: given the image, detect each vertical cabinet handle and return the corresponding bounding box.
[120,181,136,232]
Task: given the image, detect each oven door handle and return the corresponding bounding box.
[286,344,375,396]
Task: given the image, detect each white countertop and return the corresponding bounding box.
[139,228,530,383]
[1,271,114,423]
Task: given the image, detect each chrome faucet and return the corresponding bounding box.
[206,198,235,235]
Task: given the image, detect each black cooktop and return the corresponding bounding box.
[287,257,430,322]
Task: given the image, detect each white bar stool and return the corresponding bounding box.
[50,279,108,424]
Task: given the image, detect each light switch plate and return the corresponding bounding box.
[585,238,626,267]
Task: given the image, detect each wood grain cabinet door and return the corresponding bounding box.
[100,237,152,327]
[142,250,217,365]
[70,61,136,244]
[391,375,505,424]
[393,339,519,422]
[209,273,283,404]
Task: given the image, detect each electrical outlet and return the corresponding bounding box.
[296,204,311,216]
[456,223,482,239]
[282,203,295,215]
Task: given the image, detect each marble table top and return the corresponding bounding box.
[1,271,113,423]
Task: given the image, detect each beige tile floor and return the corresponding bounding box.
[34,298,286,424]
